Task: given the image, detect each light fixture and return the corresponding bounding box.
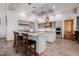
[19,12,26,18]
[52,6,55,9]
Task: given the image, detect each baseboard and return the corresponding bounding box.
[0,37,6,39]
[6,39,13,42]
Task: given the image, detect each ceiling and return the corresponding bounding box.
[0,3,79,16]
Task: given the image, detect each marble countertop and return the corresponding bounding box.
[19,31,56,37]
[20,32,44,36]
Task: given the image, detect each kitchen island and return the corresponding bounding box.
[19,31,56,54]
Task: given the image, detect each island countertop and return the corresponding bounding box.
[19,31,55,36]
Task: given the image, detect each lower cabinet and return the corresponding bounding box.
[47,33,56,43]
[41,32,56,43]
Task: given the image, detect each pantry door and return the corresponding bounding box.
[64,19,73,40]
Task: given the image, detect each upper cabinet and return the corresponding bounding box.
[18,20,35,32]
[38,21,54,29]
[55,21,62,28]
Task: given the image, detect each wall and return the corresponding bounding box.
[7,10,18,41]
[0,10,6,38]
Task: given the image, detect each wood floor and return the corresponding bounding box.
[41,39,79,56]
[0,38,79,56]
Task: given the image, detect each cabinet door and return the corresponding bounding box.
[46,33,56,43]
[56,21,62,28]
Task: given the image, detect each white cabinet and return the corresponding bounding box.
[46,33,56,43]
[40,32,56,43]
[55,21,62,28]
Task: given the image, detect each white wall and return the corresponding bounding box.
[7,10,18,40]
[0,10,6,38]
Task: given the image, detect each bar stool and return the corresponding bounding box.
[13,31,23,53]
[22,33,36,56]
[14,32,19,53]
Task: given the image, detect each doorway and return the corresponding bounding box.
[64,19,73,40]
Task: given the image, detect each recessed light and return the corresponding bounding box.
[28,3,31,5]
[52,6,55,8]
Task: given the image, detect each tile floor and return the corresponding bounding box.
[0,38,79,56]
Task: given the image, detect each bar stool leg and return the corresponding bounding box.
[34,43,36,56]
[29,45,31,56]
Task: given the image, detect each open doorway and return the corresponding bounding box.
[64,19,73,40]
